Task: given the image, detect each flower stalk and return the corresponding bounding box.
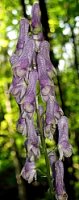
[36,100,53,198]
[9,3,72,200]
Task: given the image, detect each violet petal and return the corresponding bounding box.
[58,116,72,159]
[21,158,36,183]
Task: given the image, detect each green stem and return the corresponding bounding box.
[36,102,53,199]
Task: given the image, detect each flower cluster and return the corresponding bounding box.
[9,3,72,200]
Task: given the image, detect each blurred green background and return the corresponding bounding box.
[0,0,79,199]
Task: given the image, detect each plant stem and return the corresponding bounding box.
[36,100,53,199]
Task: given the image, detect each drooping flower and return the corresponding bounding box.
[9,3,72,200]
[9,76,27,103]
[20,70,38,117]
[17,116,27,136]
[39,40,56,78]
[25,116,40,160]
[10,18,29,66]
[54,160,68,200]
[58,116,72,160]
[31,3,41,29]
[21,158,37,183]
[48,151,57,168]
[53,101,63,122]
[37,53,52,101]
[16,18,30,51]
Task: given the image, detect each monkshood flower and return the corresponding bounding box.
[37,53,53,101]
[10,18,29,66]
[16,18,30,51]
[21,158,37,183]
[20,70,38,117]
[45,98,63,138]
[32,3,41,29]
[45,98,55,138]
[58,116,72,160]
[39,40,56,78]
[9,3,72,199]
[54,160,68,200]
[10,19,35,79]
[11,38,35,78]
[17,116,27,136]
[54,101,63,123]
[48,151,57,168]
[9,76,27,103]
[48,153,68,200]
[25,116,40,160]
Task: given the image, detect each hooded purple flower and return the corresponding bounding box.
[39,40,56,78]
[17,116,27,136]
[45,98,56,138]
[21,158,36,183]
[25,116,40,159]
[54,160,68,200]
[21,70,38,116]
[10,18,35,78]
[46,98,55,126]
[12,38,35,78]
[53,101,63,122]
[31,3,41,29]
[9,76,27,103]
[16,18,29,51]
[37,53,52,101]
[10,19,29,65]
[48,151,57,168]
[45,96,64,139]
[58,116,72,159]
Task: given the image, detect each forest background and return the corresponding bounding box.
[0,0,79,200]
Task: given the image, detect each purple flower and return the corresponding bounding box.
[9,76,27,103]
[25,116,40,159]
[45,98,55,138]
[37,53,52,101]
[54,160,68,200]
[39,40,56,78]
[16,18,29,51]
[10,19,29,65]
[10,19,35,78]
[58,116,72,159]
[48,151,57,168]
[12,39,35,78]
[21,158,36,183]
[32,3,41,28]
[45,98,57,135]
[54,101,63,122]
[17,116,27,136]
[46,98,55,125]
[21,70,38,116]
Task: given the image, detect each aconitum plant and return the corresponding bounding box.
[9,3,72,200]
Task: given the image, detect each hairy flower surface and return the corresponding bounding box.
[54,160,68,200]
[10,19,29,65]
[58,116,72,159]
[21,158,36,183]
[9,77,27,103]
[25,116,40,159]
[39,40,55,78]
[20,70,38,116]
[37,54,52,101]
[32,3,41,29]
[9,3,72,198]
[17,116,27,136]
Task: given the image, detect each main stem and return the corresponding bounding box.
[36,100,53,199]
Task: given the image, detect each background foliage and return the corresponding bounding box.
[0,0,79,199]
